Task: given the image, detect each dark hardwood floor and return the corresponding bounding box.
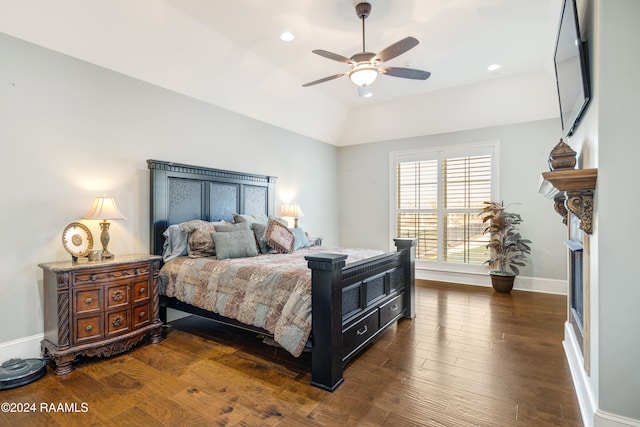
[1,281,583,426]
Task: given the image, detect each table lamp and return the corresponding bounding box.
[83,194,127,259]
[282,203,304,228]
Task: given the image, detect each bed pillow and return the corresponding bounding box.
[180,219,227,258]
[265,218,295,254]
[162,224,189,261]
[214,222,250,233]
[233,213,268,227]
[290,227,310,251]
[211,229,259,260]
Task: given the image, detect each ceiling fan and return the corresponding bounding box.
[302,2,431,90]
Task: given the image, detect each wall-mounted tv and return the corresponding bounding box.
[554,0,591,138]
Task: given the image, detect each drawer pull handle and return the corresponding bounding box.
[85,325,93,332]
[356,325,368,336]
[139,311,146,318]
[84,297,92,304]
[139,288,145,295]
[390,304,398,311]
[112,316,123,328]
[90,274,97,281]
[112,290,124,301]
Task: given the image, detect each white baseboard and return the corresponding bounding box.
[595,411,640,427]
[416,268,568,294]
[0,333,43,361]
[564,321,597,427]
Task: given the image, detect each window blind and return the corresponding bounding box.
[395,152,492,265]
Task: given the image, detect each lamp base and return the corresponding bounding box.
[99,220,114,259]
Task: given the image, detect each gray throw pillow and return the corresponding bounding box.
[211,229,259,260]
[215,222,250,232]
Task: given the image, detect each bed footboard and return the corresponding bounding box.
[305,238,416,391]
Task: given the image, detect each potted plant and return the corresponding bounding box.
[479,201,532,293]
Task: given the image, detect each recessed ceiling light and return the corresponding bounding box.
[487,64,501,71]
[280,31,294,42]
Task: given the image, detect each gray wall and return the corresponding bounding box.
[569,0,640,422]
[338,119,568,282]
[0,33,339,347]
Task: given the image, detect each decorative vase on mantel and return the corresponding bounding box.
[548,139,577,171]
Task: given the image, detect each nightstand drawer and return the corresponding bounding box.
[73,263,151,285]
[106,309,130,337]
[132,279,149,303]
[75,315,103,343]
[133,303,151,329]
[106,282,130,309]
[74,288,102,314]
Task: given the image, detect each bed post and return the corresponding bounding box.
[305,253,348,391]
[394,238,417,320]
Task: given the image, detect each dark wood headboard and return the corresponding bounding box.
[147,160,277,256]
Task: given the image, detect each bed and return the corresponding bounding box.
[148,159,416,391]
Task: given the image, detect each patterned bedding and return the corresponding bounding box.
[158,246,384,357]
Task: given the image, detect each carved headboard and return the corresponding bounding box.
[147,160,277,256]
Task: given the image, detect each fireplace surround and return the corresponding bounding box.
[539,141,597,372]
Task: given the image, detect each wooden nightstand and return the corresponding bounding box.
[39,254,163,375]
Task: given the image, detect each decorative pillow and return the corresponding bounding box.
[162,224,189,262]
[180,219,227,258]
[211,230,259,260]
[290,227,310,251]
[265,218,295,254]
[233,213,268,226]
[251,222,272,254]
[214,222,250,233]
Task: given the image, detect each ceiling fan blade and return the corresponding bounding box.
[381,67,431,80]
[312,49,354,64]
[374,36,419,63]
[302,73,348,87]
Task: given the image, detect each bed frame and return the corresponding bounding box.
[148,159,416,391]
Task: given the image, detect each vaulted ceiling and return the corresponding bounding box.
[0,0,562,145]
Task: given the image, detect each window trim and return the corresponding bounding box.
[389,141,500,273]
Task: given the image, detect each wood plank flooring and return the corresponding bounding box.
[0,281,583,426]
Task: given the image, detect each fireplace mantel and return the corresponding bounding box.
[539,168,597,234]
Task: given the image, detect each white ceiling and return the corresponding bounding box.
[0,0,563,145]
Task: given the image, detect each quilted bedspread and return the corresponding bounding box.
[158,246,384,357]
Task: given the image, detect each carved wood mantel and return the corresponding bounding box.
[539,168,598,234]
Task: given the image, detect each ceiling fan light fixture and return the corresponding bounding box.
[349,64,378,87]
[357,86,373,98]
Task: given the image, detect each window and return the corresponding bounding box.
[392,143,497,268]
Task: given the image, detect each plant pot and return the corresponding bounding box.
[489,271,516,293]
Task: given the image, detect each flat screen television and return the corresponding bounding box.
[554,0,591,137]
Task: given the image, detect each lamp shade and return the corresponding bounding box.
[282,203,304,218]
[83,195,127,221]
